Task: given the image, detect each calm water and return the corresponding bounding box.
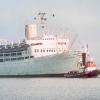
[0,78,100,100]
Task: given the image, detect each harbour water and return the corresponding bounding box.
[0,78,100,100]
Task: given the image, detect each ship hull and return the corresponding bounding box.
[0,52,77,76]
[64,70,99,78]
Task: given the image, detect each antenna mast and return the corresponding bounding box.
[34,12,55,35]
[38,12,47,34]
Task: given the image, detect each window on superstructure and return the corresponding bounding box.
[41,49,42,52]
[25,56,29,59]
[5,58,10,61]
[34,49,39,52]
[51,49,53,52]
[17,57,24,60]
[49,49,51,52]
[0,54,3,56]
[0,59,3,62]
[58,42,67,45]
[17,52,22,55]
[30,56,34,58]
[4,53,10,56]
[34,49,36,52]
[11,52,16,56]
[40,49,45,52]
[11,58,16,61]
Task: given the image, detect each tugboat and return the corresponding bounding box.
[64,45,99,78]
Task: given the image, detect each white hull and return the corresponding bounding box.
[0,52,77,75]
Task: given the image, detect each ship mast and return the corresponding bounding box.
[34,12,55,35]
[38,12,47,35]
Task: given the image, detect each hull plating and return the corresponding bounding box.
[0,52,77,75]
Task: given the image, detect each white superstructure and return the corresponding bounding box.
[26,34,69,57]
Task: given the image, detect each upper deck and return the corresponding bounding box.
[0,43,29,53]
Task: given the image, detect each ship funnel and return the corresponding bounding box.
[25,24,37,40]
[82,45,88,66]
[82,53,86,66]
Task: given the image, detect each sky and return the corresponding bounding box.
[0,0,100,66]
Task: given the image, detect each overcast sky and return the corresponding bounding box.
[0,0,100,66]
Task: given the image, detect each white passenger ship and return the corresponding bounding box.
[0,13,78,76]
